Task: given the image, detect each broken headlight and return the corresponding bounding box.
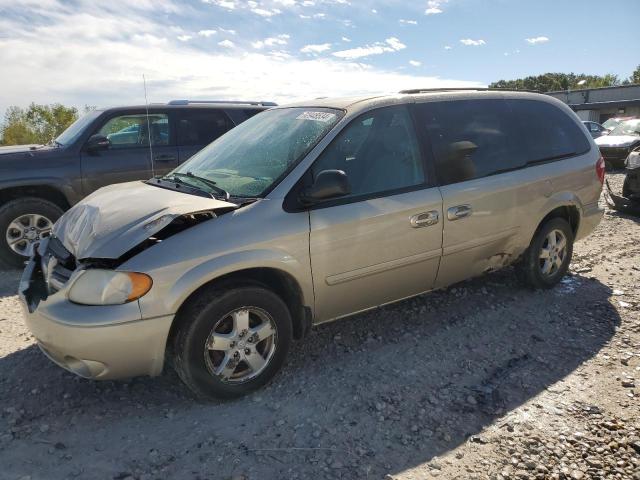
[68,270,153,305]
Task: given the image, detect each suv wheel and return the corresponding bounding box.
[0,198,64,269]
[517,217,574,289]
[173,285,293,399]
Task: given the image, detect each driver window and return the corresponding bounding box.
[311,106,425,198]
[97,114,169,149]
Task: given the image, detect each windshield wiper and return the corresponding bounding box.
[167,172,230,200]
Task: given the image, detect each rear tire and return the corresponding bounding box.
[0,198,64,269]
[517,218,574,290]
[172,285,293,399]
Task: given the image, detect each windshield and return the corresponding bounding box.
[609,119,640,137]
[55,110,102,146]
[602,118,620,130]
[171,107,343,198]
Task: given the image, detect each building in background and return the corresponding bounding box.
[547,84,640,123]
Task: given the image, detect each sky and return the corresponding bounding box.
[0,0,638,115]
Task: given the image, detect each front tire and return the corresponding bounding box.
[0,198,64,269]
[172,285,293,399]
[517,218,574,289]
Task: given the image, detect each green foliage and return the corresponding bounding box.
[629,65,640,84]
[0,103,78,146]
[489,72,622,92]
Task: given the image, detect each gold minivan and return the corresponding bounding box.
[20,89,605,398]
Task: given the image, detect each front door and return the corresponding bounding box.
[81,111,178,194]
[307,105,443,322]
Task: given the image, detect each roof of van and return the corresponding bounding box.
[280,89,553,112]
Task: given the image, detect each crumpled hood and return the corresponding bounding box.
[52,181,238,260]
[595,135,639,147]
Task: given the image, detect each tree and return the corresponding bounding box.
[489,72,621,92]
[0,103,78,146]
[629,65,640,84]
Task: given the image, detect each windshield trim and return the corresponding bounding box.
[55,110,102,146]
[258,107,346,198]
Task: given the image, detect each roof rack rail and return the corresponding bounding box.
[399,87,540,94]
[167,100,278,106]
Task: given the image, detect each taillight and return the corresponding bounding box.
[596,156,605,185]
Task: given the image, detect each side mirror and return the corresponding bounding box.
[86,134,110,152]
[299,169,351,205]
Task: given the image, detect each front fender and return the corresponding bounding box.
[136,248,313,320]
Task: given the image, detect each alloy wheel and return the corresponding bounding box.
[204,307,278,384]
[538,229,567,277]
[5,213,53,257]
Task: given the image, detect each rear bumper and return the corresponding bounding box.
[19,259,174,380]
[576,201,604,241]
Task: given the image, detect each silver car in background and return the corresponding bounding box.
[20,89,604,399]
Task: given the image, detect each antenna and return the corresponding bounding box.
[143,74,155,178]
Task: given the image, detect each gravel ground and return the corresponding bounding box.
[0,173,638,480]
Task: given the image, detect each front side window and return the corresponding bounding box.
[97,114,169,148]
[172,107,342,198]
[177,110,233,146]
[311,106,425,198]
[418,99,524,185]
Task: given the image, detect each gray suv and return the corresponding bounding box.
[0,100,273,267]
[20,89,604,399]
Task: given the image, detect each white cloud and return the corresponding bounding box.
[203,0,237,9]
[0,1,482,115]
[220,28,237,35]
[300,43,332,54]
[177,34,192,42]
[253,34,290,49]
[399,19,418,25]
[198,29,217,37]
[425,0,448,15]
[460,38,486,46]
[218,39,235,48]
[444,45,452,50]
[409,60,421,67]
[525,36,549,45]
[341,36,351,42]
[333,37,406,60]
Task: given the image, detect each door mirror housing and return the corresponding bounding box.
[86,134,110,152]
[299,169,351,205]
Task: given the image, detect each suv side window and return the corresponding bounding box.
[177,110,233,146]
[417,99,524,185]
[506,99,590,163]
[97,114,169,148]
[311,106,425,198]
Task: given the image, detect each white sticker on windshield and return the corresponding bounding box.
[296,111,336,122]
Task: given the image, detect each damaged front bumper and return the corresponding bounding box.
[19,245,174,380]
[605,168,640,215]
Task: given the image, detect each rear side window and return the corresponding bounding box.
[243,109,264,119]
[177,110,233,147]
[417,99,525,185]
[506,99,590,164]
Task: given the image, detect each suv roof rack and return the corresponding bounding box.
[399,87,540,94]
[167,99,278,107]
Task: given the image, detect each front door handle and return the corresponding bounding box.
[447,204,472,221]
[154,154,176,163]
[410,210,439,228]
